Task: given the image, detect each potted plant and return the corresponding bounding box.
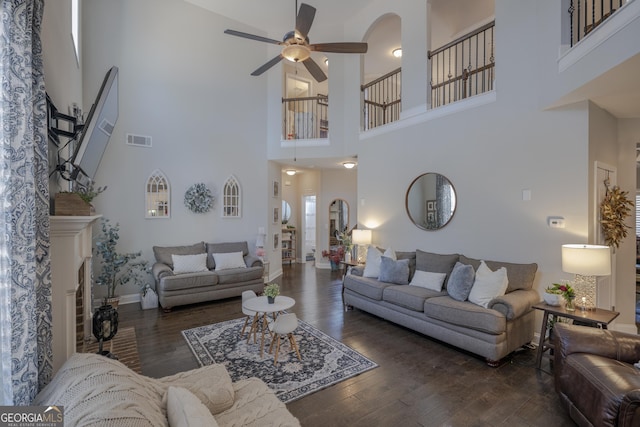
[264,283,280,304]
[95,219,149,307]
[322,247,345,270]
[544,282,575,310]
[55,183,107,216]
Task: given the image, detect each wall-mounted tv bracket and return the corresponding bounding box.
[47,93,85,180]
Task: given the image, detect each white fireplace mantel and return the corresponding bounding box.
[50,214,101,374]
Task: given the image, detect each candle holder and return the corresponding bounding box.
[579,296,588,311]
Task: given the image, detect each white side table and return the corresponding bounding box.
[243,295,295,357]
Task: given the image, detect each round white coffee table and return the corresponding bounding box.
[243,295,295,357]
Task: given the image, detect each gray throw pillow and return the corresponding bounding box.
[446,262,475,301]
[378,256,410,285]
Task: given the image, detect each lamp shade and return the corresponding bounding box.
[352,229,372,245]
[561,244,611,276]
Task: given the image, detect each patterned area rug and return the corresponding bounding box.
[182,317,377,403]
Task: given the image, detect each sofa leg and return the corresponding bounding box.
[162,306,172,313]
[485,358,502,367]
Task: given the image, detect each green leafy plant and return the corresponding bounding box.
[61,182,107,204]
[337,231,352,251]
[545,282,575,301]
[264,283,280,298]
[95,219,149,299]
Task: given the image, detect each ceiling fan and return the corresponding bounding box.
[224,2,368,82]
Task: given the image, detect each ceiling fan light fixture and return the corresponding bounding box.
[282,44,311,63]
[343,161,356,169]
[285,169,297,176]
[392,48,402,58]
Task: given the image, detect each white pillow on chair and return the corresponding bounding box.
[363,246,396,278]
[172,253,208,274]
[212,252,246,270]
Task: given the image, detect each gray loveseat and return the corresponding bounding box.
[343,249,539,365]
[152,241,264,311]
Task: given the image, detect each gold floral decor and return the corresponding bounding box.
[599,185,633,249]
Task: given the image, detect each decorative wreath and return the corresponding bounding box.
[599,184,633,249]
[184,183,214,214]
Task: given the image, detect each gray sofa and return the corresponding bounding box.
[152,241,264,311]
[343,250,539,365]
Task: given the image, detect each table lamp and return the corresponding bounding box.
[561,244,611,310]
[351,229,372,263]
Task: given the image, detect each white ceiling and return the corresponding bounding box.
[185,0,374,41]
[186,0,640,172]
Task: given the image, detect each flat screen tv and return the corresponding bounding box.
[70,66,119,187]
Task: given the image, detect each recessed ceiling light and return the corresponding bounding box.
[392,48,402,58]
[343,161,356,169]
[286,169,296,176]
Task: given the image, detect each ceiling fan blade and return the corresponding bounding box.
[224,29,282,45]
[302,58,327,82]
[251,54,284,76]
[296,3,316,40]
[310,42,368,54]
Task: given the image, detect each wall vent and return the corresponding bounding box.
[126,133,152,148]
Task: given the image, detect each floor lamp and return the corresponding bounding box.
[561,244,611,311]
[351,229,372,264]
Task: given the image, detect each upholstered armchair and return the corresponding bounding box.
[553,323,640,427]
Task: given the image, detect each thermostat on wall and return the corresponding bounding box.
[547,217,565,228]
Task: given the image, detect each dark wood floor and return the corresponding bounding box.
[117,263,576,427]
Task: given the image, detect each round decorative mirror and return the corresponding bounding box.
[282,200,292,224]
[405,173,457,230]
[329,199,349,246]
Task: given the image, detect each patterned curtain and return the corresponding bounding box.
[0,0,52,405]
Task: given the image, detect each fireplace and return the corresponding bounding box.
[50,215,101,374]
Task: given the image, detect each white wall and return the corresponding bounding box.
[347,0,638,331]
[79,0,270,298]
[42,0,639,329]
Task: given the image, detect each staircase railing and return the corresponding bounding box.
[429,21,495,109]
[568,0,625,46]
[282,95,329,140]
[361,67,402,131]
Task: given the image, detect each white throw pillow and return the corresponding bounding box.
[468,261,509,308]
[166,386,219,427]
[212,251,246,271]
[410,270,447,291]
[172,253,208,275]
[362,246,396,278]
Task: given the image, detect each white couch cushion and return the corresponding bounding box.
[212,251,246,271]
[167,386,219,427]
[363,246,396,278]
[468,261,509,308]
[158,363,235,415]
[410,270,447,291]
[172,253,208,274]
